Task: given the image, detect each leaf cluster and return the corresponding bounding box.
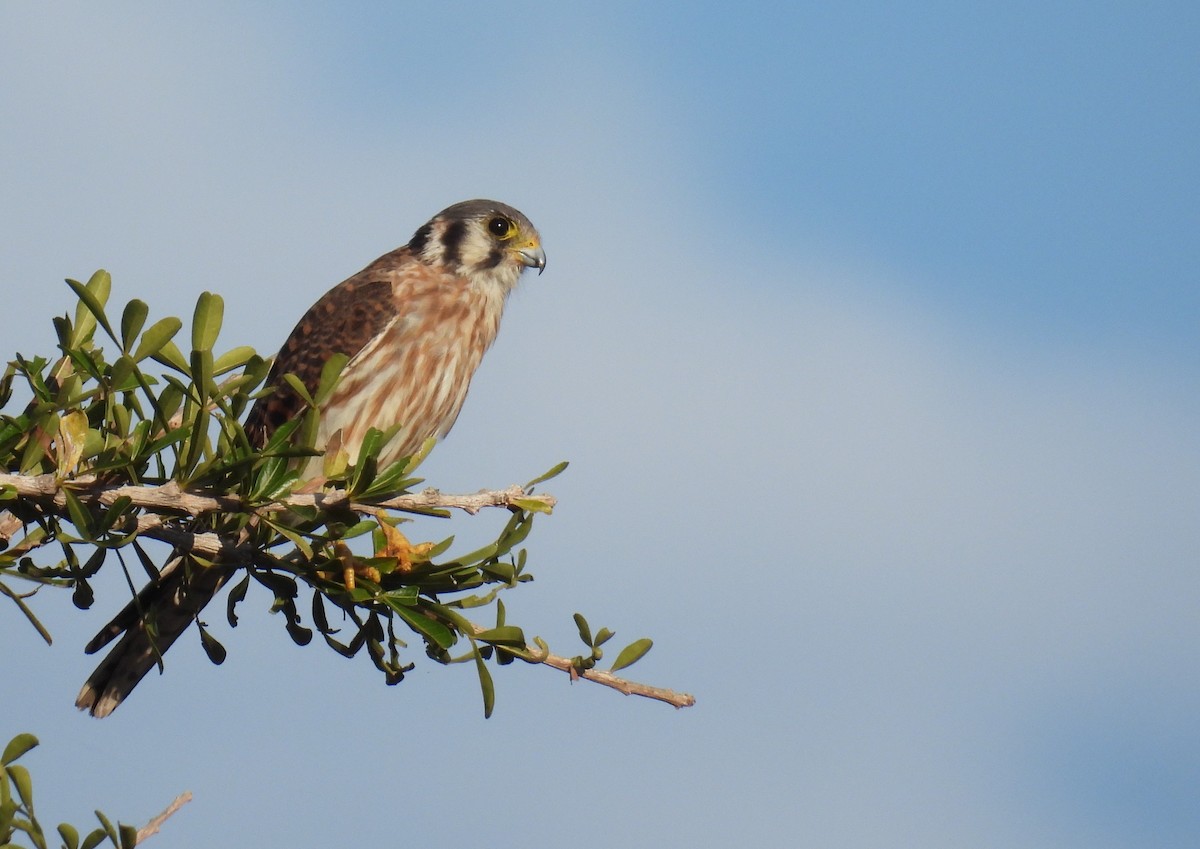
[1,734,136,849]
[0,272,655,716]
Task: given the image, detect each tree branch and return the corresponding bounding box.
[1,471,695,710]
[135,791,192,844]
[0,472,554,518]
[468,624,696,709]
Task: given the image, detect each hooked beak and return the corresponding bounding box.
[515,242,547,275]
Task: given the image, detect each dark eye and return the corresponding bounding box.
[488,216,514,238]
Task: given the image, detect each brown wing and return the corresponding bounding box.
[243,247,413,446]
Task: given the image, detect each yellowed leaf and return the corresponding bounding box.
[56,410,89,474]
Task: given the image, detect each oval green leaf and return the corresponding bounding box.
[1,733,38,765]
[191,291,224,352]
[610,638,653,672]
[525,460,569,488]
[7,763,33,806]
[393,604,456,650]
[81,827,110,849]
[119,299,149,352]
[132,316,182,363]
[474,625,526,647]
[199,626,227,665]
[58,823,81,849]
[573,612,592,646]
[314,352,349,406]
[213,345,258,376]
[66,274,114,346]
[474,644,496,718]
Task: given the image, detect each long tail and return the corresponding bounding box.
[75,554,232,718]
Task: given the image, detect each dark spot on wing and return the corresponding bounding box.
[244,249,409,446]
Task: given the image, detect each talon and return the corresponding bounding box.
[334,541,380,591]
[376,517,434,573]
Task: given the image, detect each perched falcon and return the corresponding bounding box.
[76,199,545,717]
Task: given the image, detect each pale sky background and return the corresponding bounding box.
[3,3,1199,847]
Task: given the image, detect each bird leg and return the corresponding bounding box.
[332,541,380,591]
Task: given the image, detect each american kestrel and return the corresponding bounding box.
[76,199,545,717]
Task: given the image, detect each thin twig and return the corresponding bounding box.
[135,790,192,844]
[468,624,696,709]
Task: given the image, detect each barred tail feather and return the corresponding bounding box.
[75,554,231,718]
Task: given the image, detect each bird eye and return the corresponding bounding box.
[488,216,515,239]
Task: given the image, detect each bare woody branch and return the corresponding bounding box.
[467,624,696,710]
[0,472,554,560]
[0,472,554,524]
[135,791,193,844]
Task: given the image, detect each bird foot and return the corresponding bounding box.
[331,541,380,591]
[323,520,433,591]
[375,518,435,573]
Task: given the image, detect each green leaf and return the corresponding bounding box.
[253,570,299,601]
[87,268,112,303]
[93,810,118,845]
[66,271,115,346]
[63,490,96,539]
[281,373,314,408]
[401,435,437,475]
[1,734,37,766]
[151,339,190,374]
[212,345,258,376]
[610,638,653,672]
[348,428,385,494]
[57,410,89,475]
[359,458,419,498]
[473,643,496,718]
[144,422,190,456]
[118,823,138,849]
[191,291,224,352]
[262,519,313,560]
[390,603,456,650]
[108,355,137,394]
[58,822,80,849]
[525,460,569,488]
[380,586,419,605]
[190,348,214,399]
[573,613,592,646]
[80,826,109,849]
[6,765,32,807]
[181,405,209,477]
[510,496,554,515]
[226,573,251,627]
[313,353,349,406]
[473,625,526,647]
[131,316,182,363]
[119,299,149,353]
[198,626,227,665]
[155,379,186,424]
[78,545,107,580]
[95,497,132,537]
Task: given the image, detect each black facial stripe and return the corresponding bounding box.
[440,220,467,267]
[408,222,432,255]
[479,246,505,270]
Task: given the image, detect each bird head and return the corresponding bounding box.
[409,199,545,291]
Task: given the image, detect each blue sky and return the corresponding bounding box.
[2,3,1198,847]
